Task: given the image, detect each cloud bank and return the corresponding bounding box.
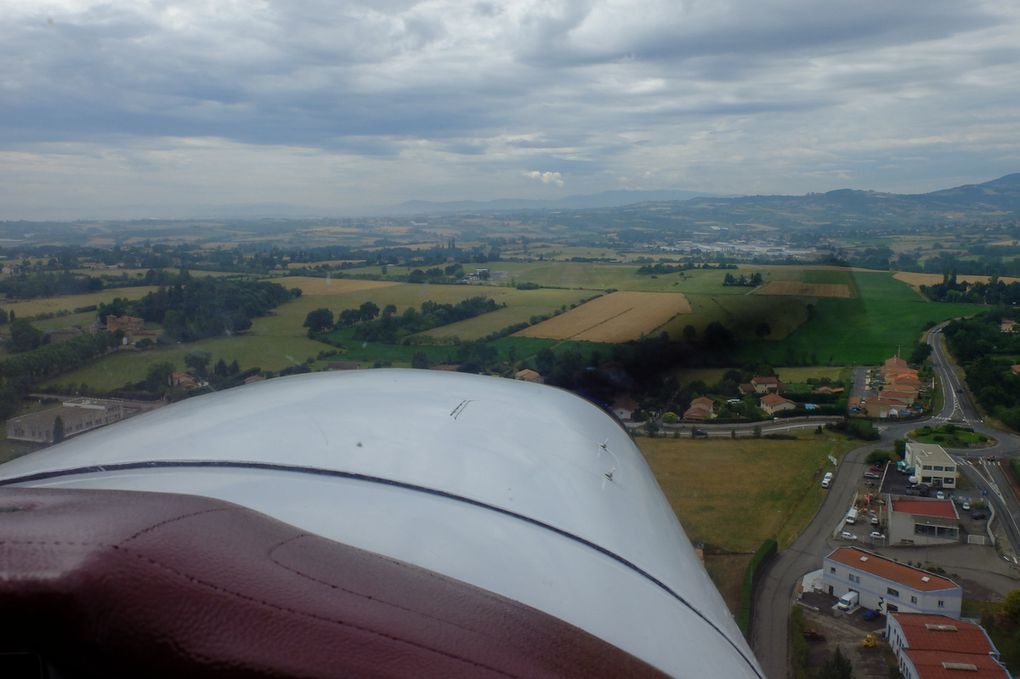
[1,1,1019,217]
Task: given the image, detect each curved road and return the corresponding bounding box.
[751,323,1020,679]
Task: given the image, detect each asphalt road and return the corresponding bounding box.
[750,323,1020,679]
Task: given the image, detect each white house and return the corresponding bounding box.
[822,547,962,617]
[905,442,958,490]
[887,612,1008,679]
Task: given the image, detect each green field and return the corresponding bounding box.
[735,272,979,365]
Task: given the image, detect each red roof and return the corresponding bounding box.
[903,649,1008,679]
[826,548,958,592]
[885,356,909,370]
[690,397,714,408]
[892,613,996,655]
[760,393,794,407]
[892,499,958,520]
[752,375,780,385]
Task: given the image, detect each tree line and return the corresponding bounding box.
[304,296,502,345]
[922,273,1020,305]
[944,311,1020,430]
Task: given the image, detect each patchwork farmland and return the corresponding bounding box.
[515,291,691,342]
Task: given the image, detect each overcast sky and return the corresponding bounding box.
[2,0,1020,219]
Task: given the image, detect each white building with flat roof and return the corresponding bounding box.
[905,442,958,489]
[822,547,962,617]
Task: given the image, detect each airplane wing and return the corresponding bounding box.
[0,369,763,678]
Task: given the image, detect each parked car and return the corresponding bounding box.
[972,510,989,520]
[863,471,881,479]
[962,500,971,510]
[869,464,883,473]
[692,428,708,438]
[870,531,886,540]
[840,531,857,541]
[936,490,945,500]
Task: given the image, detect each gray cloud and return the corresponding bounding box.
[1,0,1019,217]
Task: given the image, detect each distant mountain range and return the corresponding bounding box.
[380,189,719,215]
[582,173,1020,231]
[377,174,1020,229]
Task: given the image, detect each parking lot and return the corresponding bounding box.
[832,461,991,546]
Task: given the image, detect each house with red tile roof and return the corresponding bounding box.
[759,393,796,415]
[822,547,962,617]
[750,375,783,394]
[683,396,715,421]
[887,613,1008,679]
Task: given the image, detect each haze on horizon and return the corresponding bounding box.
[2,0,1020,220]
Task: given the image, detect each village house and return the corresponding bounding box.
[105,315,158,344]
[683,396,716,421]
[760,393,796,416]
[169,372,200,390]
[513,368,544,384]
[750,375,783,394]
[905,442,958,490]
[611,396,639,422]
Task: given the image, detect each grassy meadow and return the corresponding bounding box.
[638,432,857,611]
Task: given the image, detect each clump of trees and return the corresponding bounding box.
[922,273,1020,305]
[100,274,296,342]
[723,272,763,287]
[306,297,502,345]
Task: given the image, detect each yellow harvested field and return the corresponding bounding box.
[515,291,691,342]
[270,276,398,296]
[893,271,1020,288]
[754,281,852,298]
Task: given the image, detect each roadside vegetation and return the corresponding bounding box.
[943,311,1020,430]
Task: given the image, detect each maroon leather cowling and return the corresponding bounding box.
[0,487,665,678]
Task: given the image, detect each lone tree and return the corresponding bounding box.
[184,350,211,378]
[52,415,65,444]
[303,308,334,336]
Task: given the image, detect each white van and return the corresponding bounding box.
[837,591,859,611]
[845,507,858,525]
[821,472,833,489]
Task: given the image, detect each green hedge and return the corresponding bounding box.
[737,538,778,635]
[1010,459,1020,485]
[790,606,810,679]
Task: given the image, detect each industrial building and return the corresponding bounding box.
[822,547,962,617]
